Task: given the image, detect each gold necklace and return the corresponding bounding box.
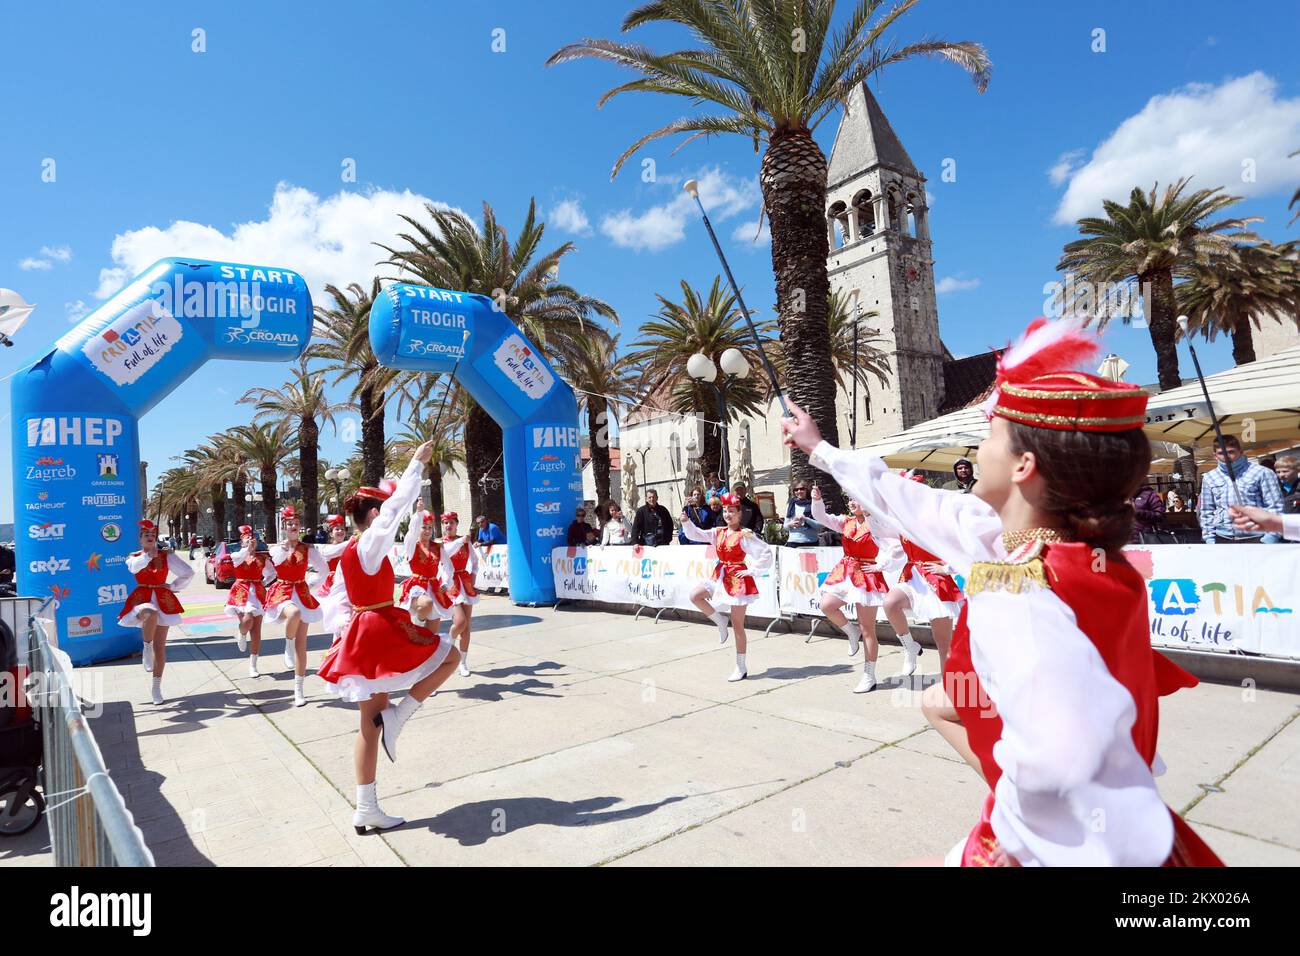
[1001,527,1073,551]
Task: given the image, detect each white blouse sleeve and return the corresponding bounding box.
[166,552,195,590]
[809,441,1004,575]
[318,541,348,561]
[306,545,329,579]
[125,552,152,574]
[679,519,714,545]
[269,543,291,565]
[1283,514,1300,542]
[261,557,277,586]
[403,515,421,560]
[739,532,773,573]
[357,456,425,576]
[970,587,1174,867]
[809,496,845,534]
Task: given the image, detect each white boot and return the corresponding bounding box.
[728,653,747,682]
[150,677,164,705]
[142,640,154,672]
[843,621,862,657]
[283,638,296,671]
[896,632,922,678]
[293,676,307,708]
[853,660,877,694]
[235,626,247,654]
[352,782,403,834]
[378,693,424,763]
[248,654,261,679]
[457,648,470,678]
[712,611,730,645]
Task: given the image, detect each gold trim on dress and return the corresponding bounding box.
[1000,380,1148,401]
[354,599,394,611]
[966,539,1054,597]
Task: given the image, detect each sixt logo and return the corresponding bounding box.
[28,523,66,540]
[534,501,561,514]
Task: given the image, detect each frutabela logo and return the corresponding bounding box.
[83,493,126,507]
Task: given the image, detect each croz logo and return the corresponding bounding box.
[30,557,72,574]
[98,583,130,605]
[535,525,564,539]
[534,501,561,514]
[49,885,151,936]
[28,523,66,540]
[27,416,123,447]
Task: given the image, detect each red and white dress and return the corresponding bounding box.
[317,457,455,702]
[810,443,1223,867]
[811,497,890,607]
[314,540,349,600]
[399,521,453,620]
[895,538,963,621]
[225,547,275,618]
[439,537,479,606]
[680,520,773,609]
[264,542,328,624]
[119,551,194,628]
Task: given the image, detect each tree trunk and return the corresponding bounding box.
[430,463,445,516]
[1144,268,1182,391]
[466,402,505,526]
[300,418,320,533]
[588,396,612,508]
[211,486,226,540]
[261,467,278,543]
[231,477,247,532]
[360,378,385,486]
[1230,321,1256,365]
[761,128,845,510]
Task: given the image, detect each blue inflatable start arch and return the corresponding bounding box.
[369,284,580,608]
[12,258,312,664]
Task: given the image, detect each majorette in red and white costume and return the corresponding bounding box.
[316,462,455,705]
[792,318,1223,866]
[314,513,349,601]
[119,521,194,628]
[398,509,453,623]
[894,477,964,623]
[810,497,890,608]
[263,510,328,625]
[439,516,479,607]
[224,527,275,620]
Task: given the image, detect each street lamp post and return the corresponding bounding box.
[687,348,751,483]
[850,290,860,447]
[324,466,350,511]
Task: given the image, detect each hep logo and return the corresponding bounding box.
[30,557,71,574]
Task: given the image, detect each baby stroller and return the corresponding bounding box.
[0,613,44,837]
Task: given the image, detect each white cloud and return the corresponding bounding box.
[549,198,591,235]
[18,245,72,271]
[936,276,980,294]
[731,217,770,246]
[600,166,759,252]
[42,245,72,263]
[18,258,51,271]
[1048,149,1084,187]
[1051,72,1300,224]
[65,300,90,323]
[93,183,459,299]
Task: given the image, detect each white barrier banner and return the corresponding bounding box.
[552,544,779,617]
[1129,543,1300,660]
[475,544,509,590]
[776,546,921,623]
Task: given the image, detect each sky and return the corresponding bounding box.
[2,0,1299,523]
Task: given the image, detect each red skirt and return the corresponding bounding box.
[226,580,267,615]
[266,579,321,611]
[399,575,453,611]
[900,562,963,602]
[317,604,452,703]
[119,585,184,620]
[824,556,890,594]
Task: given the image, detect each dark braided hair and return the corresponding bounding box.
[346,493,386,530]
[1007,421,1151,554]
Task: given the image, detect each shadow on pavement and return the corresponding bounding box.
[407,793,688,847]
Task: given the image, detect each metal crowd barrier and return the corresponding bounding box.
[24,600,154,867]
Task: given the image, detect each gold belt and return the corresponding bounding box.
[354,599,394,611]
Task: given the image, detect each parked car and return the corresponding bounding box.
[205,539,267,589]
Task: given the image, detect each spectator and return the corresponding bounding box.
[941,458,976,493]
[585,525,600,546]
[1197,436,1284,543]
[475,514,506,544]
[783,481,824,546]
[1259,455,1277,473]
[731,482,765,534]
[706,494,723,527]
[631,489,675,546]
[1276,456,1300,514]
[679,488,715,544]
[0,543,15,583]
[565,506,593,547]
[705,472,729,499]
[1166,491,1187,513]
[1131,483,1166,542]
[600,502,633,545]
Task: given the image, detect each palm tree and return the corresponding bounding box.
[381,199,617,524]
[548,0,990,494]
[310,280,397,487]
[1057,179,1261,390]
[1290,148,1299,226]
[626,277,778,480]
[1178,240,1300,365]
[229,421,298,542]
[153,467,203,542]
[391,390,467,516]
[178,442,228,539]
[240,358,351,532]
[559,335,640,509]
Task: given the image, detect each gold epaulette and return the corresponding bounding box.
[965,539,1051,597]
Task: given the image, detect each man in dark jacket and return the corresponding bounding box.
[1131,484,1165,542]
[565,506,593,546]
[731,482,765,534]
[632,490,675,546]
[678,488,715,544]
[941,458,976,493]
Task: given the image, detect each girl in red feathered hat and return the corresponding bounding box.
[225,524,276,677]
[438,510,479,677]
[119,519,194,705]
[314,513,349,601]
[783,317,1222,868]
[398,503,453,630]
[680,492,773,682]
[263,505,329,707]
[316,450,460,835]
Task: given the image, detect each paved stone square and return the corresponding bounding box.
[3,564,1298,867]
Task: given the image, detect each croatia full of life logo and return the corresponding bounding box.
[493,333,553,400]
[81,298,184,387]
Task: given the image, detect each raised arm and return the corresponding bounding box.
[125,552,152,574]
[357,455,426,575]
[403,509,422,561]
[166,551,195,590]
[738,531,773,573]
[679,516,715,545]
[809,494,844,534]
[973,588,1173,866]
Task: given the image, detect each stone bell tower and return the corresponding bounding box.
[825,83,945,446]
